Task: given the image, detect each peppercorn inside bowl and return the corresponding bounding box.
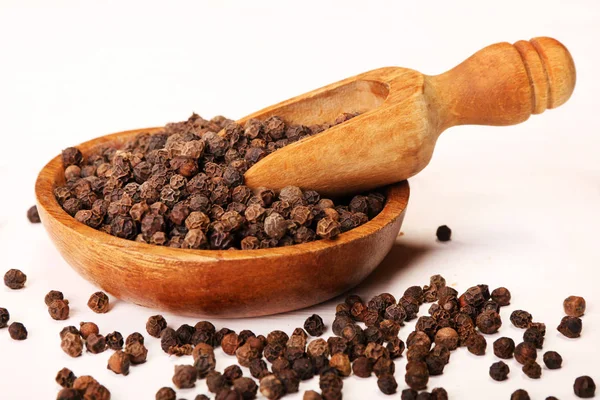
[35,127,409,317]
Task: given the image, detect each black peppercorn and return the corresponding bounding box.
[304,314,325,336]
[493,337,515,359]
[557,316,583,338]
[574,376,596,398]
[4,269,26,289]
[489,361,510,381]
[543,351,563,369]
[436,225,451,241]
[8,322,27,340]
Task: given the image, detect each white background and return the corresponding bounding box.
[1,1,599,399]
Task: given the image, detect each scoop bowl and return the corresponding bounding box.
[35,127,409,317]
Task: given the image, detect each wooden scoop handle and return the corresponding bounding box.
[427,37,575,131]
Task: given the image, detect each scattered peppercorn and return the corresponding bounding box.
[490,287,511,306]
[79,322,99,339]
[0,307,10,328]
[304,314,325,337]
[55,367,76,388]
[434,327,458,350]
[155,387,177,400]
[510,310,533,329]
[493,337,515,359]
[56,388,82,400]
[511,389,531,400]
[557,315,583,338]
[522,361,542,379]
[514,342,537,365]
[8,322,27,340]
[233,376,258,399]
[146,315,167,338]
[126,332,145,346]
[543,351,563,369]
[107,350,131,375]
[27,205,41,223]
[4,269,26,289]
[106,331,124,350]
[377,373,398,394]
[489,361,509,381]
[45,290,64,306]
[260,374,285,399]
[466,332,487,355]
[61,331,83,357]
[564,296,586,317]
[87,291,110,313]
[405,361,429,390]
[574,376,596,398]
[436,225,451,241]
[49,299,70,320]
[86,333,107,354]
[125,341,148,364]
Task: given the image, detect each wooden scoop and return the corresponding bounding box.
[242,37,575,196]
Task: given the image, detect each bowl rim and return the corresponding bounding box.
[35,127,410,263]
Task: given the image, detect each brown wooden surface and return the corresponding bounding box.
[35,129,409,317]
[243,37,576,196]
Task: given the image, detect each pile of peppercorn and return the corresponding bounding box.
[53,113,386,250]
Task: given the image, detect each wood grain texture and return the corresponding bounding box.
[244,37,576,196]
[35,127,409,317]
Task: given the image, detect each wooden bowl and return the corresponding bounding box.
[35,127,410,317]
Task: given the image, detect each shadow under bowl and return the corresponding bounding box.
[35,127,410,317]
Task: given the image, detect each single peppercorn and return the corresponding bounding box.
[431,388,448,400]
[476,309,502,334]
[434,327,458,350]
[0,307,10,328]
[377,373,398,394]
[436,225,451,241]
[510,310,533,329]
[8,322,27,340]
[304,314,325,336]
[543,351,563,369]
[55,367,76,388]
[56,388,82,400]
[493,337,515,359]
[45,290,64,306]
[107,350,131,375]
[233,377,258,399]
[125,341,148,364]
[511,389,531,400]
[402,389,419,400]
[574,376,596,398]
[146,315,167,338]
[155,387,177,400]
[303,391,323,400]
[206,371,228,393]
[490,287,511,306]
[79,322,99,339]
[523,325,545,349]
[49,299,70,320]
[514,342,537,365]
[61,332,83,357]
[86,333,107,354]
[466,332,487,355]
[522,361,542,379]
[557,315,583,338]
[72,376,98,392]
[87,291,110,313]
[27,205,41,223]
[260,375,285,400]
[405,361,429,390]
[126,332,145,346]
[564,295,586,317]
[106,331,124,350]
[4,269,26,289]
[223,364,243,384]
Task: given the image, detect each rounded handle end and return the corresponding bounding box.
[515,37,576,114]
